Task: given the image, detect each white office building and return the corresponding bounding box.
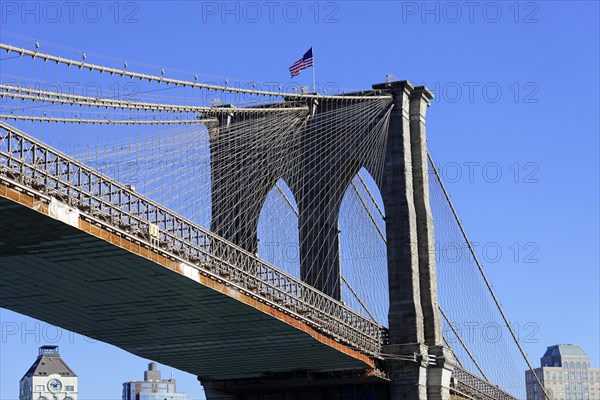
[19,346,78,400]
[526,344,600,400]
[122,363,189,400]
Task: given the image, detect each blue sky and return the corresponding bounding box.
[1,1,599,399]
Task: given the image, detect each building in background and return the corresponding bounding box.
[526,344,600,400]
[122,363,189,400]
[19,346,78,400]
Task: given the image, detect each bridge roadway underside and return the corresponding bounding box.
[0,189,376,382]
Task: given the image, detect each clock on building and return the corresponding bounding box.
[47,379,62,393]
[20,347,78,400]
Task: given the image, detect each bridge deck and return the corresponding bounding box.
[0,184,374,380]
[0,121,520,400]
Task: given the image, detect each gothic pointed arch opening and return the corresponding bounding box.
[338,167,388,326]
[256,178,300,278]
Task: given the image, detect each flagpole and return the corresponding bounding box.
[312,46,316,93]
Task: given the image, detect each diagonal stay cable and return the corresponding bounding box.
[428,149,550,400]
[439,304,489,381]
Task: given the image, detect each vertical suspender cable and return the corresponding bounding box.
[428,150,550,400]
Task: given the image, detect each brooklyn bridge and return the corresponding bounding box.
[0,40,547,400]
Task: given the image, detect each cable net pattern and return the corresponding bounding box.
[0,36,541,398]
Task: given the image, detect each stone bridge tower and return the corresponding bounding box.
[205,81,455,400]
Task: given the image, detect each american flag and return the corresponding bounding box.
[289,48,313,78]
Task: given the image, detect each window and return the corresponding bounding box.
[65,386,74,392]
[577,363,581,369]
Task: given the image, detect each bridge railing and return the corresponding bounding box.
[450,366,518,400]
[0,121,385,357]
